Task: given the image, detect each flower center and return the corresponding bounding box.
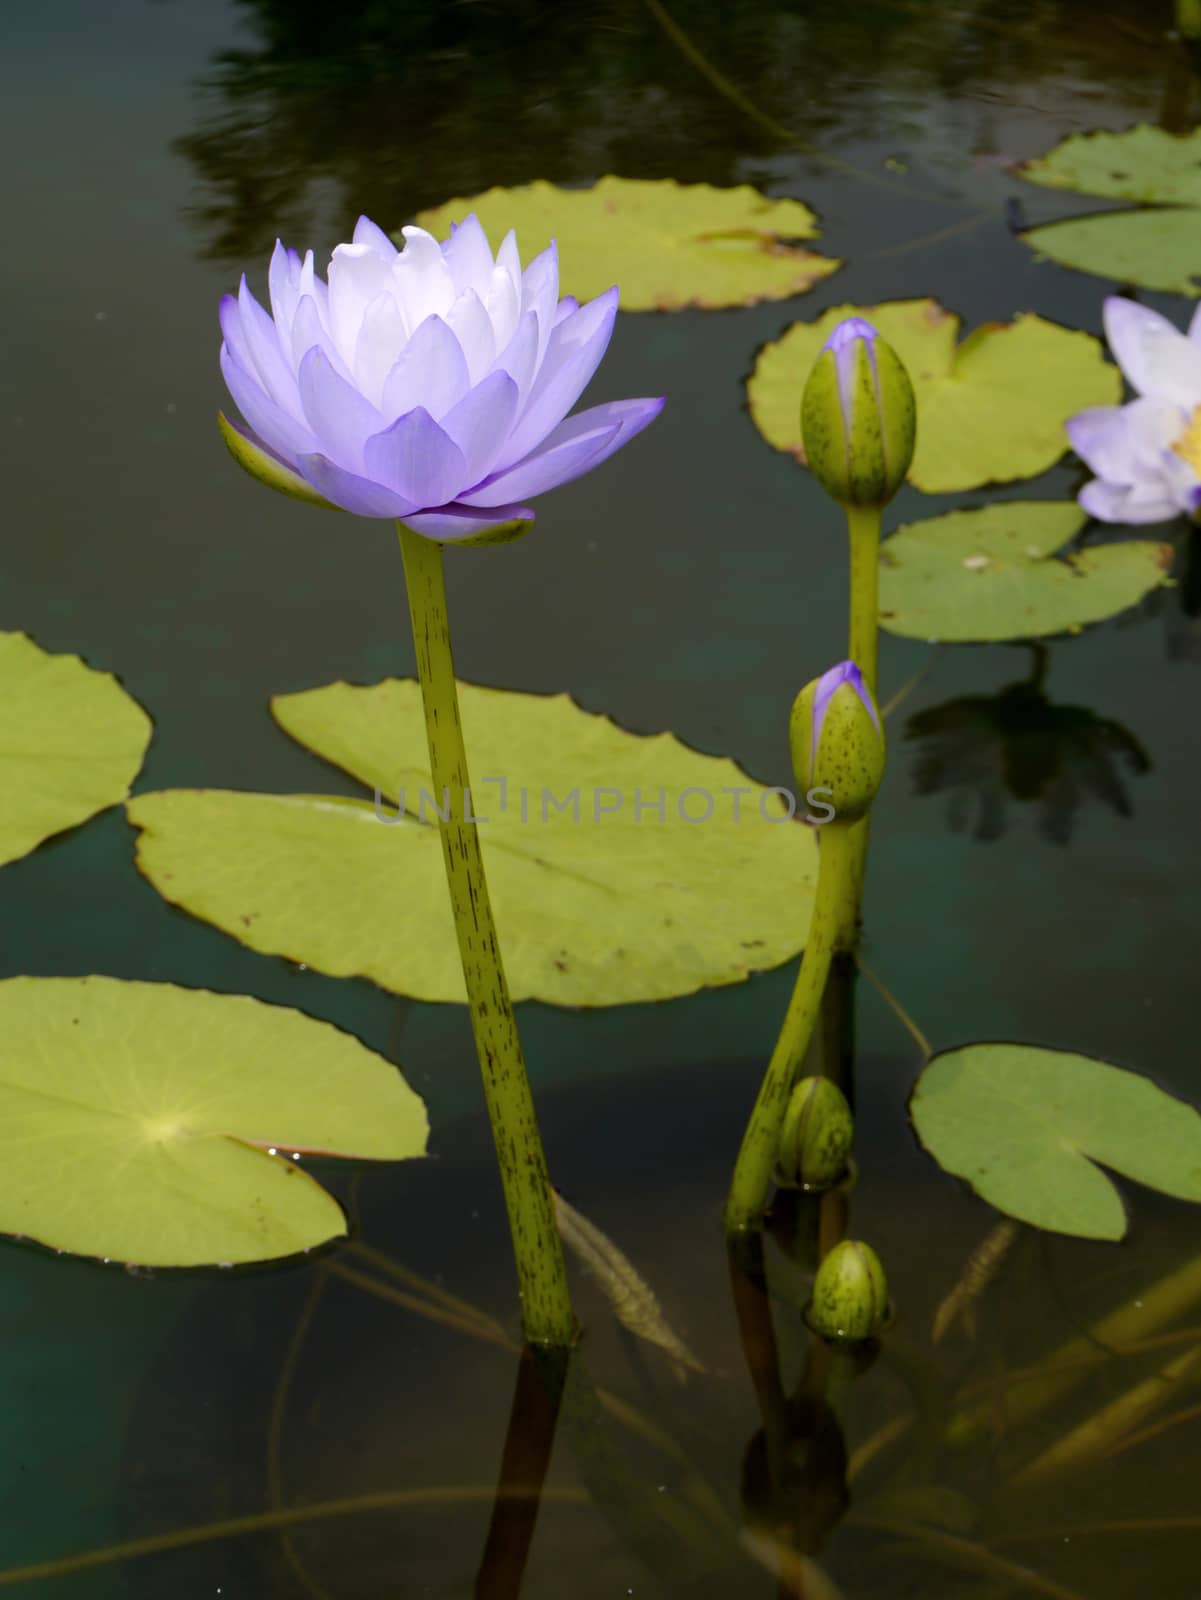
[1172,405,1201,477]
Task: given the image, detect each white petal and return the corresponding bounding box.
[519,243,560,371]
[1104,296,1201,407]
[354,292,409,408]
[445,289,496,385]
[483,261,520,353]
[440,215,495,299]
[327,243,394,368]
[1190,300,1201,346]
[392,226,457,331]
[268,242,303,349]
[352,216,399,262]
[496,229,522,299]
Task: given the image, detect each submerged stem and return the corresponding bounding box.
[725,824,854,1232]
[397,523,575,1348]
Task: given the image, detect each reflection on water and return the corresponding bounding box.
[904,643,1151,844]
[113,1057,1201,1599]
[1118,522,1201,666]
[176,0,1195,260]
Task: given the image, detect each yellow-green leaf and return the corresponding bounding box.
[0,977,428,1266]
[0,631,151,868]
[911,1043,1201,1240]
[127,681,817,1007]
[748,300,1121,493]
[878,501,1172,642]
[1017,125,1201,296]
[414,178,841,311]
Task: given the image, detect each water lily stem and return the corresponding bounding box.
[725,823,854,1233]
[840,503,882,950]
[397,523,576,1349]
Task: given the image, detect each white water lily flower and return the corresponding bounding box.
[1067,297,1201,525]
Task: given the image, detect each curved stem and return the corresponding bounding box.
[397,523,575,1348]
[724,824,854,1233]
[839,504,883,951]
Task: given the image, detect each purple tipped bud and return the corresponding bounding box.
[789,660,885,824]
[801,315,917,508]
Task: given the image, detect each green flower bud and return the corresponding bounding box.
[776,1076,854,1191]
[790,660,885,825]
[806,1240,892,1344]
[801,317,916,508]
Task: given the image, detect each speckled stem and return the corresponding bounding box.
[839,503,882,951]
[397,523,576,1349]
[725,823,854,1234]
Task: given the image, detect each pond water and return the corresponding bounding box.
[2,0,1201,1595]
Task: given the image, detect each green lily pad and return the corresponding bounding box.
[0,631,152,868]
[414,178,841,311]
[1019,124,1201,205]
[911,1042,1201,1239]
[748,299,1120,493]
[878,502,1172,642]
[1017,125,1201,296]
[0,976,428,1267]
[126,681,817,1007]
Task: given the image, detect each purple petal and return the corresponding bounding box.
[297,346,384,472]
[380,314,470,422]
[352,215,399,261]
[291,294,355,383]
[362,406,467,508]
[491,310,540,405]
[402,502,536,542]
[296,454,415,518]
[519,242,560,366]
[268,240,304,342]
[439,371,520,487]
[236,277,302,414]
[811,660,879,778]
[496,287,619,469]
[553,296,579,327]
[822,316,879,354]
[1065,406,1134,479]
[220,344,316,466]
[219,295,256,381]
[462,396,663,507]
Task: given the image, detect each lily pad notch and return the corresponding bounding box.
[911,1041,1201,1240]
[0,976,428,1267]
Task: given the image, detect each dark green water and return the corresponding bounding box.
[2,0,1200,1594]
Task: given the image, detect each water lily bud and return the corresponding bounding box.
[776,1076,854,1191]
[790,661,885,825]
[806,1240,892,1344]
[801,317,916,508]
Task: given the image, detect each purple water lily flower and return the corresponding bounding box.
[1067,297,1201,526]
[218,215,665,540]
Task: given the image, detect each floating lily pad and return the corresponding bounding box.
[878,502,1172,642]
[414,178,841,311]
[127,681,816,1007]
[748,300,1120,492]
[1017,125,1201,296]
[0,631,152,868]
[0,976,428,1266]
[911,1042,1201,1239]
